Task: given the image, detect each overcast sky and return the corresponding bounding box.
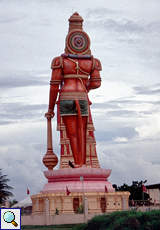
[1,0,160,202]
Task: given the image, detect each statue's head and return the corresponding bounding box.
[64,12,91,55]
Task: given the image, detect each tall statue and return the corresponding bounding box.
[45,12,102,169]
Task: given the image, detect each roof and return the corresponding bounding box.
[146,183,160,190]
[12,196,32,208]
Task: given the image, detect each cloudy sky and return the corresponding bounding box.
[1,0,160,202]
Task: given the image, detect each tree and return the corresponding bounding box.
[10,199,18,207]
[0,168,13,203]
[113,180,150,204]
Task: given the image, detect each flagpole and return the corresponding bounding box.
[27,187,30,215]
[104,188,106,213]
[80,176,84,211]
[105,186,108,213]
[106,191,108,213]
[142,183,144,201]
[142,191,144,201]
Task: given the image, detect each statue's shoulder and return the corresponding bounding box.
[92,58,102,71]
[51,56,63,69]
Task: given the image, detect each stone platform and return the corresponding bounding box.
[41,167,115,194]
[31,168,130,215]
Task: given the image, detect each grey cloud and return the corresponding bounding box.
[91,99,140,110]
[87,9,144,34]
[155,101,160,105]
[0,102,47,122]
[95,126,138,142]
[102,19,144,34]
[146,21,160,34]
[134,85,160,95]
[0,120,14,125]
[0,73,48,89]
[116,126,138,139]
[32,143,46,152]
[111,98,160,107]
[106,109,137,117]
[92,96,159,117]
[91,101,121,109]
[91,100,138,117]
[150,161,160,165]
[88,18,144,34]
[0,13,27,24]
[86,8,118,18]
[104,105,156,117]
[87,8,160,36]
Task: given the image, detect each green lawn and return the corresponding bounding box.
[21,224,77,230]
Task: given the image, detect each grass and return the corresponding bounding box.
[21,224,77,230]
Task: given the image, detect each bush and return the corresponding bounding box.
[72,223,87,230]
[55,208,59,215]
[77,204,84,214]
[73,210,160,230]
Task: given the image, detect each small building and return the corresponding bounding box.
[146,184,160,205]
[12,196,32,215]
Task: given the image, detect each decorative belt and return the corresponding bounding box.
[63,74,89,79]
[59,91,88,101]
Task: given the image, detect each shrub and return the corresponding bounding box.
[77,204,84,214]
[55,207,59,215]
[73,210,160,230]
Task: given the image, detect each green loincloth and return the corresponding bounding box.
[60,100,88,116]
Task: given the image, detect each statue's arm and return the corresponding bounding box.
[86,58,102,91]
[46,57,62,117]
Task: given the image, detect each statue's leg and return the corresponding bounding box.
[62,115,79,164]
[62,101,88,167]
[79,116,87,164]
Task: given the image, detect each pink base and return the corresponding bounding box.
[41,167,115,194]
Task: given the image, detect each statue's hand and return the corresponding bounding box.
[45,111,55,119]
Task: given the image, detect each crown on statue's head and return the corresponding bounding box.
[68,12,84,31]
[64,12,91,55]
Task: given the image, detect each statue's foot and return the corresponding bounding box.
[69,161,87,168]
[81,164,87,168]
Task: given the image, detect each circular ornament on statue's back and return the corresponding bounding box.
[66,29,91,55]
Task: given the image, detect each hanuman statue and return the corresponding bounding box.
[45,12,102,169]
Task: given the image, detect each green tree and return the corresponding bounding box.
[0,169,13,203]
[10,199,18,207]
[113,180,149,201]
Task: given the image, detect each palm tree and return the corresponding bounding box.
[0,168,13,203]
